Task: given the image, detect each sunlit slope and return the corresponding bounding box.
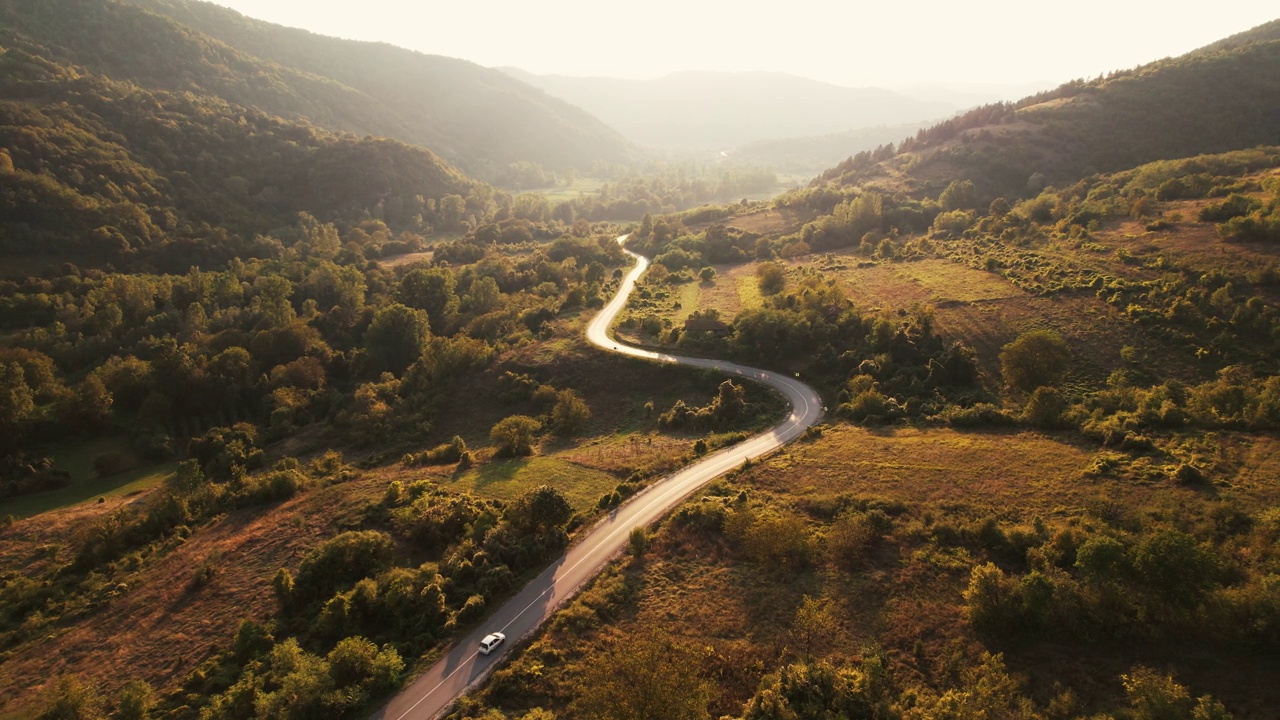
[818,19,1280,200]
[0,0,636,178]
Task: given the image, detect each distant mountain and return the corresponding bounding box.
[502,69,954,151]
[0,0,636,179]
[817,19,1280,201]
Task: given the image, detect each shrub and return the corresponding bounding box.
[1022,386,1069,428]
[1000,330,1071,393]
[293,531,395,602]
[490,415,541,457]
[92,451,135,478]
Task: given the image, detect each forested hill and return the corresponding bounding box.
[817,19,1280,202]
[0,45,474,269]
[0,0,636,179]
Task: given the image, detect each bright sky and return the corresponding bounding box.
[206,0,1277,88]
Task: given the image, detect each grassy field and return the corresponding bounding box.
[440,456,619,511]
[534,178,607,204]
[0,438,176,520]
[453,424,1280,720]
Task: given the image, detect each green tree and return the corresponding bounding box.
[248,275,296,329]
[1133,530,1218,604]
[304,261,367,312]
[757,261,787,295]
[999,330,1070,393]
[490,415,541,457]
[36,676,104,720]
[507,485,573,533]
[1075,535,1129,586]
[550,389,591,436]
[1021,386,1068,428]
[939,178,978,211]
[439,194,467,231]
[573,633,711,720]
[791,595,836,659]
[293,531,395,601]
[0,361,35,445]
[113,679,155,720]
[363,303,431,375]
[397,267,459,333]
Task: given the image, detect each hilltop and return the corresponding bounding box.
[816,19,1280,203]
[0,45,475,267]
[0,0,636,180]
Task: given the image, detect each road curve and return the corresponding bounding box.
[371,236,824,720]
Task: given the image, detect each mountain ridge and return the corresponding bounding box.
[501,67,954,151]
[0,0,637,178]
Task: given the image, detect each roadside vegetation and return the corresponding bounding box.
[5,12,1280,720]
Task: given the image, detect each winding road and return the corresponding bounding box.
[371,236,824,720]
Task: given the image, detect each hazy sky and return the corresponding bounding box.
[206,0,1277,88]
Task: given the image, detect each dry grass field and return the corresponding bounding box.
[455,424,1280,720]
[0,472,388,717]
[0,318,788,716]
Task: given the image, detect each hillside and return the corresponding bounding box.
[503,69,953,151]
[0,45,475,267]
[0,0,636,179]
[443,152,1280,720]
[728,122,927,175]
[817,19,1280,203]
[6,11,1280,720]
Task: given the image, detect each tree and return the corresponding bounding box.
[741,658,896,720]
[1120,667,1233,720]
[397,267,459,333]
[0,361,35,446]
[304,261,366,312]
[573,633,711,720]
[114,680,156,720]
[1132,530,1217,604]
[1075,535,1128,586]
[36,676,104,720]
[791,595,836,659]
[363,303,431,375]
[999,330,1070,393]
[1021,385,1068,428]
[698,266,716,282]
[550,389,591,436]
[438,194,467,231]
[939,179,978,211]
[490,415,541,457]
[757,261,786,295]
[507,485,572,533]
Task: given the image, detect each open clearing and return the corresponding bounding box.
[1,438,176,520]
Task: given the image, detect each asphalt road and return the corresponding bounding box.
[371,236,824,720]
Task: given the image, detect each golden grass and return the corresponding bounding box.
[0,472,392,717]
[462,423,1280,719]
[725,207,814,236]
[440,456,619,511]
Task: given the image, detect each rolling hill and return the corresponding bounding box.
[0,0,636,179]
[816,19,1280,203]
[0,45,473,267]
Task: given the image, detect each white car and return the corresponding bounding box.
[479,632,505,655]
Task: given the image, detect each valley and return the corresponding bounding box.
[1,3,1279,719]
